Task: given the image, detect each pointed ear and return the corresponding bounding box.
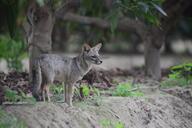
[82,44,91,52]
[92,43,102,51]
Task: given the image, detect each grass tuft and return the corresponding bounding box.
[112,83,144,97]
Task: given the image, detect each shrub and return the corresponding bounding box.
[0,34,27,71]
[162,62,192,87]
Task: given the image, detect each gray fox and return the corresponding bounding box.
[32,43,102,106]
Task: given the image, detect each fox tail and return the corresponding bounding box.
[32,60,42,101]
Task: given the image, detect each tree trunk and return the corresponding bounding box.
[143,27,165,80]
[52,21,69,51]
[144,39,161,79]
[27,5,55,83]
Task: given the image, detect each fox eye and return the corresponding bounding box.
[91,56,97,58]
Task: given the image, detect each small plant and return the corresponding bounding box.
[93,88,100,96]
[51,83,100,102]
[5,89,17,102]
[101,120,125,128]
[81,85,90,96]
[101,120,110,127]
[73,85,102,105]
[5,89,36,104]
[0,34,28,71]
[112,83,144,97]
[169,62,192,80]
[51,82,65,102]
[19,92,37,104]
[162,62,192,87]
[80,85,100,97]
[52,82,65,94]
[162,78,189,87]
[113,122,125,128]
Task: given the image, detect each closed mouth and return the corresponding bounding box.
[96,61,102,65]
[89,59,102,65]
[88,57,102,65]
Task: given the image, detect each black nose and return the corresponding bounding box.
[100,60,102,64]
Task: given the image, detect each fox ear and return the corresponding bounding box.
[92,43,102,51]
[82,44,91,52]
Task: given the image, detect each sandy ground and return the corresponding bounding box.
[3,86,192,128]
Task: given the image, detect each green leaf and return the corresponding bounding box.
[93,88,100,96]
[20,92,26,98]
[112,83,144,97]
[185,63,192,67]
[168,71,181,79]
[54,0,63,9]
[164,62,192,87]
[113,122,125,128]
[138,2,149,13]
[101,120,110,126]
[6,89,17,102]
[171,64,183,70]
[81,85,90,96]
[151,2,167,16]
[146,14,160,25]
[184,67,191,72]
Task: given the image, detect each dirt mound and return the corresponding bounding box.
[161,86,192,106]
[2,69,191,128]
[3,89,192,128]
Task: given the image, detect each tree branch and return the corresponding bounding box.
[60,12,110,29]
[56,12,145,35]
[54,0,192,36]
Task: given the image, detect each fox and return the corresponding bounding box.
[32,43,102,106]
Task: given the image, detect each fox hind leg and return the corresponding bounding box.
[65,84,69,103]
[43,74,54,102]
[42,84,50,102]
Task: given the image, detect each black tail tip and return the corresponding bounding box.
[32,92,41,101]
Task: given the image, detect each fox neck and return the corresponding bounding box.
[75,54,92,75]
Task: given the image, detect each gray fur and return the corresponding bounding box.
[32,43,102,106]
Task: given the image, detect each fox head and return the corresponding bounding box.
[82,43,102,65]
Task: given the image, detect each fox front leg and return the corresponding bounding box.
[65,84,69,103]
[45,85,51,102]
[42,90,46,102]
[67,83,74,106]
